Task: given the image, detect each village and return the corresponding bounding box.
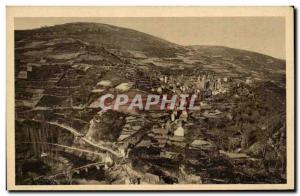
[14,24,286,185]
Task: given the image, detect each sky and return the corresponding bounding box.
[15,17,286,59]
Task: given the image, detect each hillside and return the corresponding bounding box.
[15,22,285,83]
[15,22,184,58]
[14,22,287,185]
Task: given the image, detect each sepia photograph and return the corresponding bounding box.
[6,6,294,191]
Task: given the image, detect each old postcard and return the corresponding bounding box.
[6,6,294,191]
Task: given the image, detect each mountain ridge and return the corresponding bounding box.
[15,22,285,84]
[15,22,285,61]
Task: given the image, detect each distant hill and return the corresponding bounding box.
[15,22,184,58]
[186,45,285,84]
[15,22,285,84]
[189,45,285,69]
